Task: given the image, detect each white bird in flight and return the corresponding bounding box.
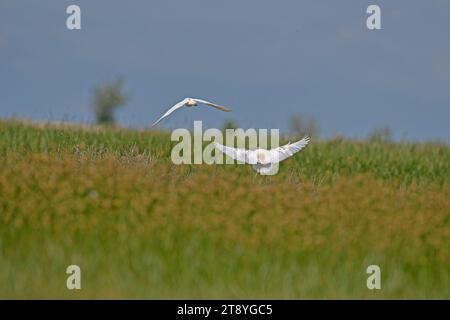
[152,97,232,126]
[215,136,310,175]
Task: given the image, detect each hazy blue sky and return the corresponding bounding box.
[1,0,449,141]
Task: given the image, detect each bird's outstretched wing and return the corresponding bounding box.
[193,98,232,112]
[214,142,254,164]
[151,98,188,126]
[270,136,310,163]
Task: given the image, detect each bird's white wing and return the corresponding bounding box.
[151,98,188,126]
[270,136,310,163]
[214,142,255,164]
[193,98,232,112]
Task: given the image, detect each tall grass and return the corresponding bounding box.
[0,120,449,298]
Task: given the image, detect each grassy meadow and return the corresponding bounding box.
[0,120,449,299]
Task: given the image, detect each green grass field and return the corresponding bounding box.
[0,120,449,299]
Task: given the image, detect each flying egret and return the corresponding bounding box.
[215,136,310,175]
[151,97,231,126]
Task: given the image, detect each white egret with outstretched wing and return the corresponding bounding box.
[152,97,231,126]
[215,136,310,175]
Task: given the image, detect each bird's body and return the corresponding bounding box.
[252,149,276,174]
[185,98,198,107]
[152,97,231,126]
[215,136,310,175]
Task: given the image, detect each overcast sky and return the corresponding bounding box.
[1,0,449,141]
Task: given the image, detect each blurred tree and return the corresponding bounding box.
[91,78,129,125]
[289,114,319,138]
[368,126,393,142]
[222,118,238,131]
